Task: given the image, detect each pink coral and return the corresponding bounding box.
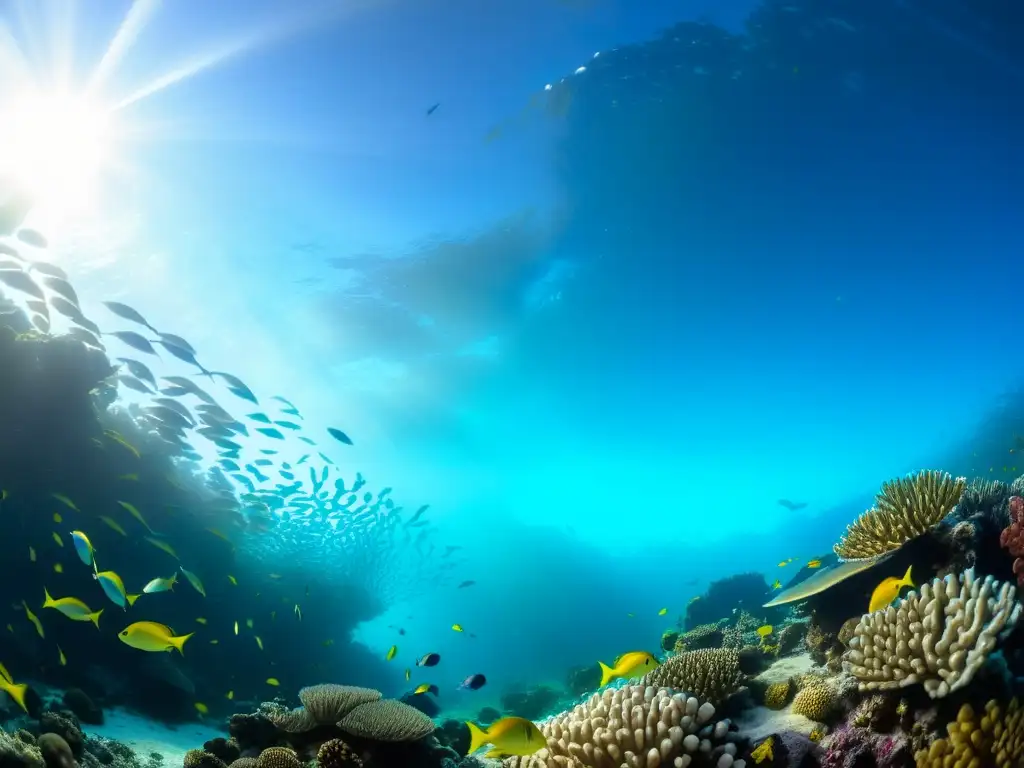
[999,496,1024,585]
[820,726,912,768]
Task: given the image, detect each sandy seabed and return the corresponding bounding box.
[86,708,225,766]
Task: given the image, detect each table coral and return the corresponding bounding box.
[843,567,1021,698]
[503,684,743,768]
[914,699,1024,767]
[999,495,1024,586]
[833,470,966,561]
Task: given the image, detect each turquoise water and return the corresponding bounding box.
[1,1,1023,766]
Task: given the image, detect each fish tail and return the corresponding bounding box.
[42,588,54,609]
[89,610,103,629]
[598,661,616,687]
[465,722,489,755]
[171,632,194,655]
[902,565,914,588]
[3,682,28,713]
[127,594,140,607]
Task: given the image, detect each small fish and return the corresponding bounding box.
[101,301,158,332]
[210,639,219,645]
[94,570,129,610]
[0,663,29,713]
[452,623,464,632]
[144,537,178,559]
[777,561,789,567]
[195,702,208,715]
[413,683,439,695]
[52,532,63,547]
[457,580,475,589]
[104,430,141,459]
[756,625,773,639]
[118,621,193,654]
[70,531,95,566]
[460,673,487,690]
[466,717,546,758]
[416,652,440,667]
[53,512,62,523]
[227,575,238,586]
[777,499,808,511]
[195,617,207,625]
[405,668,411,681]
[234,621,239,636]
[54,563,63,574]
[42,589,103,627]
[179,566,206,597]
[806,559,822,569]
[58,646,66,666]
[28,547,36,563]
[868,565,914,613]
[266,678,280,686]
[22,601,44,638]
[597,651,659,686]
[226,691,234,700]
[294,604,302,621]
[386,645,398,661]
[119,501,154,532]
[256,427,285,440]
[99,516,127,536]
[245,618,254,629]
[772,580,782,590]
[143,574,177,594]
[426,102,440,115]
[255,636,263,651]
[657,608,668,616]
[119,473,139,482]
[327,427,353,446]
[51,493,79,512]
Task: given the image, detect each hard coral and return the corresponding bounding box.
[791,683,837,723]
[254,748,299,768]
[503,684,744,768]
[316,739,362,768]
[266,685,383,734]
[820,726,913,768]
[833,470,965,561]
[183,752,225,768]
[673,623,724,653]
[643,648,746,706]
[337,699,435,742]
[843,568,1021,698]
[999,495,1024,586]
[762,682,791,710]
[914,698,1024,767]
[0,729,45,768]
[202,740,240,765]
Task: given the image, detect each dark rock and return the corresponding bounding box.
[37,734,75,768]
[201,740,239,766]
[227,714,279,755]
[436,720,469,756]
[61,690,103,726]
[475,707,500,726]
[400,692,440,718]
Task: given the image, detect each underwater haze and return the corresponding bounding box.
[1,0,1024,765]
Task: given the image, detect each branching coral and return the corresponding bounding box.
[843,568,1022,698]
[503,684,744,768]
[914,699,1024,767]
[337,699,435,742]
[999,495,1024,586]
[833,470,966,561]
[642,649,746,706]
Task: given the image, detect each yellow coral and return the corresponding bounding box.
[915,699,1024,767]
[808,728,824,743]
[750,737,773,764]
[763,682,791,710]
[791,682,837,722]
[833,470,965,561]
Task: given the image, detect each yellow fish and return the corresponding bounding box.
[466,717,546,758]
[53,512,62,523]
[99,516,128,536]
[255,636,263,651]
[179,566,206,597]
[756,625,773,639]
[657,608,668,616]
[94,570,130,610]
[226,691,234,700]
[196,618,207,625]
[143,574,176,594]
[0,662,29,713]
[868,566,914,613]
[28,547,35,563]
[405,668,411,681]
[266,678,280,686]
[806,559,822,569]
[246,618,254,629]
[452,623,464,632]
[268,573,282,579]
[118,621,193,654]
[233,621,239,636]
[597,651,659,687]
[58,646,66,666]
[104,430,140,459]
[52,532,64,547]
[386,645,397,661]
[119,474,139,482]
[70,531,95,567]
[119,501,153,532]
[771,580,782,590]
[195,702,208,715]
[53,564,63,574]
[413,683,437,695]
[22,602,44,638]
[210,640,219,645]
[51,494,79,512]
[144,536,178,559]
[227,575,238,586]
[778,561,788,567]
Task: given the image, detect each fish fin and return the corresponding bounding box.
[171,632,194,655]
[902,565,914,588]
[598,660,616,687]
[89,610,103,629]
[42,588,54,609]
[4,682,28,713]
[126,594,140,606]
[465,722,489,755]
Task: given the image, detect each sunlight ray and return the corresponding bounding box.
[0,23,34,91]
[43,0,77,89]
[87,0,162,97]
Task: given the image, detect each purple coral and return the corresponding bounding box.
[820,725,912,768]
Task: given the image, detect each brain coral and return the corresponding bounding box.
[833,470,966,561]
[914,699,1024,767]
[642,649,745,706]
[255,748,300,768]
[843,567,1022,698]
[790,683,837,722]
[337,699,435,742]
[503,684,745,768]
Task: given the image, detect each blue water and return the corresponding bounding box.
[0,0,1022,739]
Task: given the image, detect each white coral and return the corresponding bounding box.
[843,567,1021,698]
[503,684,744,768]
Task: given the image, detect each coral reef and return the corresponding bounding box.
[762,683,791,711]
[1000,495,1024,586]
[0,729,45,768]
[843,568,1022,698]
[673,623,725,653]
[266,685,382,733]
[254,748,300,768]
[336,699,435,742]
[503,684,745,768]
[790,683,838,723]
[316,739,362,768]
[833,471,966,561]
[776,624,806,657]
[914,698,1024,767]
[686,575,776,629]
[643,649,746,706]
[184,751,226,768]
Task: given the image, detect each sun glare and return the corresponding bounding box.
[0,89,113,216]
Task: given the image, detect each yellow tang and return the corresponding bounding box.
[42,589,103,628]
[657,608,668,616]
[452,624,464,632]
[386,645,397,661]
[118,621,193,655]
[597,651,659,687]
[195,702,208,715]
[466,717,546,758]
[868,565,914,613]
[756,625,773,639]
